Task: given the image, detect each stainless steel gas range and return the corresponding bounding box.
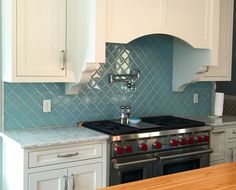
[81,115,213,186]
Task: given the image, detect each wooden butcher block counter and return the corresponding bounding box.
[102,162,236,190]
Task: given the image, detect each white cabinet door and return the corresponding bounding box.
[164,0,214,48]
[210,128,226,162]
[17,0,66,77]
[200,0,234,81]
[29,169,67,190]
[68,163,102,190]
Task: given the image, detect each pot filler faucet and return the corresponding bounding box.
[120,105,131,124]
[108,70,140,92]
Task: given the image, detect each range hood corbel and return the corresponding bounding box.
[65,62,100,94]
[65,0,106,94]
[172,38,211,92]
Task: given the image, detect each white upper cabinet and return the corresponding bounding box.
[17,0,66,77]
[2,0,233,92]
[200,0,234,81]
[106,0,217,49]
[2,0,74,82]
[2,0,106,87]
[172,0,233,91]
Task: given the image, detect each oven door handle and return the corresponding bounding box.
[156,148,213,161]
[113,157,157,170]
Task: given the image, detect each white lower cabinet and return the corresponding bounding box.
[227,142,236,162]
[210,125,236,166]
[29,163,102,190]
[29,169,67,190]
[68,163,102,190]
[210,128,226,164]
[2,139,107,190]
[226,126,236,163]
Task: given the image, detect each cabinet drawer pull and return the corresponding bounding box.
[61,50,66,70]
[232,131,236,134]
[57,152,79,158]
[63,175,68,190]
[212,131,225,134]
[71,174,75,190]
[230,148,236,162]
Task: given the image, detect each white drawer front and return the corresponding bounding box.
[228,128,236,139]
[28,143,102,168]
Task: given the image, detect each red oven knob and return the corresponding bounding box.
[153,141,162,149]
[188,137,195,144]
[204,135,209,142]
[114,146,123,155]
[124,145,133,153]
[197,136,203,143]
[180,138,187,145]
[169,139,178,147]
[139,143,148,151]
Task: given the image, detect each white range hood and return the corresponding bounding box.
[66,0,233,94]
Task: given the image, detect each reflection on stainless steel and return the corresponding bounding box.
[120,106,126,124]
[108,70,140,91]
[120,106,131,124]
[110,125,213,142]
[112,157,157,169]
[156,148,213,161]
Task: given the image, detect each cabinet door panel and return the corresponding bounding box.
[17,0,66,76]
[29,169,67,190]
[68,163,102,190]
[210,128,226,162]
[201,0,234,80]
[165,0,211,47]
[106,0,163,43]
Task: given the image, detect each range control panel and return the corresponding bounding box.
[111,132,210,158]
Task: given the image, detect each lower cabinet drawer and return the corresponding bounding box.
[28,143,102,168]
[228,128,236,139]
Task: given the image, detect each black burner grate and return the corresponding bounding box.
[140,115,205,128]
[81,116,205,136]
[81,120,139,135]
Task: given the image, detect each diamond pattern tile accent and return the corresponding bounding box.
[4,35,213,130]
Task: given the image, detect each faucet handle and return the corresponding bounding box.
[126,105,131,110]
[120,106,125,110]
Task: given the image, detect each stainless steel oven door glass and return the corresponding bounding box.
[154,145,213,176]
[110,153,156,185]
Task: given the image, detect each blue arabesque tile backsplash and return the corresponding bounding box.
[4,35,213,130]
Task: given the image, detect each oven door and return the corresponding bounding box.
[154,146,213,176]
[110,154,156,186]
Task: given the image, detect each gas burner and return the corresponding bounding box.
[140,115,205,128]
